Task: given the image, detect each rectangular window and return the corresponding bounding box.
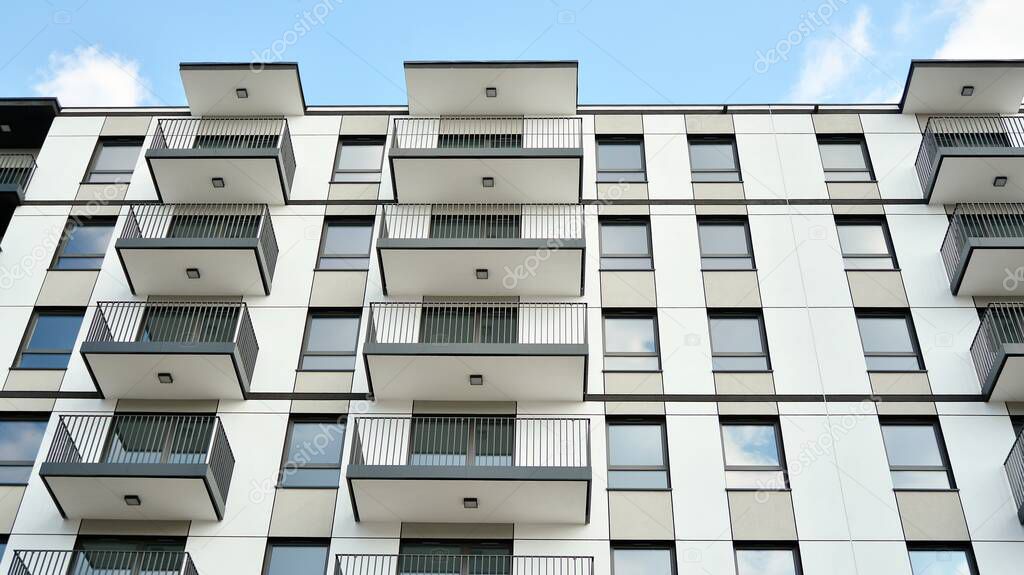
[333,136,385,182]
[278,417,346,487]
[603,312,660,371]
[818,135,874,182]
[721,419,787,490]
[607,419,669,489]
[881,420,954,489]
[689,135,741,182]
[734,545,801,575]
[611,545,675,575]
[599,218,653,270]
[317,218,373,270]
[856,311,924,371]
[16,309,85,369]
[708,312,770,371]
[299,311,360,371]
[597,136,645,182]
[908,546,977,575]
[409,417,513,467]
[85,137,143,184]
[52,218,115,270]
[0,418,48,485]
[419,305,518,345]
[698,217,754,270]
[263,541,329,575]
[397,541,511,575]
[836,217,897,270]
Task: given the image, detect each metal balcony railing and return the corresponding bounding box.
[971,303,1024,392]
[121,203,279,277]
[0,153,37,198]
[392,116,583,151]
[350,416,590,468]
[85,301,258,383]
[46,414,235,506]
[335,554,593,575]
[10,550,199,575]
[366,302,587,346]
[941,203,1024,286]
[380,203,584,241]
[916,115,1024,197]
[1006,428,1024,524]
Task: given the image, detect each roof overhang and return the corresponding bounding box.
[0,98,60,148]
[404,61,578,116]
[900,59,1024,114]
[180,63,306,117]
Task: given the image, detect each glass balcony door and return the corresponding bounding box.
[101,417,214,466]
[70,539,185,575]
[138,305,239,343]
[408,418,514,467]
[418,307,518,345]
[398,543,512,575]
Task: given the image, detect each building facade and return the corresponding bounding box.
[0,59,1022,575]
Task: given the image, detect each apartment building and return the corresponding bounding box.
[0,58,1022,575]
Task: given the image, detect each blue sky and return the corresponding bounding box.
[0,0,1020,107]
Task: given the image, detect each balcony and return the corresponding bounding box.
[10,550,199,575]
[81,301,258,400]
[146,117,295,205]
[335,554,593,575]
[941,203,1024,295]
[916,115,1024,204]
[971,303,1024,400]
[39,414,234,521]
[364,302,587,401]
[346,416,591,524]
[378,203,584,296]
[389,116,582,203]
[0,154,36,205]
[117,203,278,296]
[1006,429,1024,524]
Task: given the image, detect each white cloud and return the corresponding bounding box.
[892,3,914,41]
[789,7,873,102]
[934,0,1024,58]
[34,45,150,107]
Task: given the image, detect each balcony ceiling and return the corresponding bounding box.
[117,244,270,296]
[42,475,220,521]
[180,63,306,117]
[0,98,60,148]
[901,60,1024,114]
[404,61,578,116]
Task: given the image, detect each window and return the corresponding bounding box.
[16,309,85,369]
[397,541,511,575]
[299,311,360,370]
[908,546,977,575]
[708,312,770,371]
[409,417,513,466]
[278,417,346,487]
[139,305,239,343]
[599,218,653,270]
[611,545,675,575]
[836,218,897,270]
[52,218,115,270]
[856,311,924,371]
[734,546,801,575]
[262,541,329,575]
[103,417,213,465]
[72,537,186,573]
[689,135,741,182]
[607,419,669,489]
[317,218,373,270]
[818,135,874,182]
[880,421,954,489]
[332,136,385,182]
[0,418,47,484]
[597,136,645,182]
[603,312,660,371]
[721,419,787,489]
[84,137,143,184]
[419,304,518,344]
[697,217,754,270]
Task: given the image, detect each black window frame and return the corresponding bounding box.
[596,135,647,183]
[733,543,803,575]
[610,542,677,575]
[708,310,771,372]
[697,216,755,270]
[688,134,742,183]
[14,307,85,370]
[719,416,790,490]
[331,136,386,183]
[277,415,347,488]
[261,539,330,575]
[879,418,956,491]
[297,309,361,372]
[83,136,144,184]
[598,216,654,271]
[1012,415,1024,438]
[0,414,49,486]
[835,216,899,271]
[606,417,671,490]
[855,309,925,372]
[906,543,979,575]
[602,310,662,372]
[50,216,116,271]
[817,134,875,182]
[316,217,374,270]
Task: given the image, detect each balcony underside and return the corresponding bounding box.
[40,463,225,521]
[146,151,289,205]
[348,466,590,524]
[117,239,271,296]
[0,183,24,206]
[950,239,1024,295]
[364,344,587,401]
[81,342,250,400]
[389,153,581,203]
[378,239,584,296]
[927,151,1024,204]
[982,343,1024,401]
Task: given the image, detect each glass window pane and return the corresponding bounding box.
[722,425,781,467]
[838,224,890,256]
[598,142,643,171]
[882,425,945,467]
[725,469,787,490]
[62,222,114,257]
[600,224,649,256]
[699,224,750,257]
[604,356,660,371]
[16,353,71,369]
[709,317,764,354]
[93,143,141,172]
[265,544,327,575]
[323,223,372,257]
[819,142,868,171]
[891,470,951,489]
[843,257,894,270]
[0,420,46,463]
[608,424,665,467]
[336,142,383,171]
[858,317,915,354]
[612,548,673,575]
[604,317,657,354]
[909,550,972,575]
[735,549,798,575]
[701,257,754,270]
[306,316,359,354]
[286,422,346,465]
[299,355,356,371]
[712,356,769,371]
[692,171,742,182]
[608,470,669,489]
[865,356,922,371]
[690,142,737,171]
[26,313,84,352]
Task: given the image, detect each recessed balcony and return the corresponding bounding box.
[81,301,258,400]
[334,554,593,575]
[1006,428,1024,524]
[378,203,585,296]
[346,416,591,524]
[146,117,295,204]
[10,550,199,575]
[389,116,582,203]
[117,203,278,296]
[916,115,1024,204]
[364,301,587,402]
[0,153,36,205]
[39,414,234,521]
[971,303,1024,401]
[941,203,1024,295]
